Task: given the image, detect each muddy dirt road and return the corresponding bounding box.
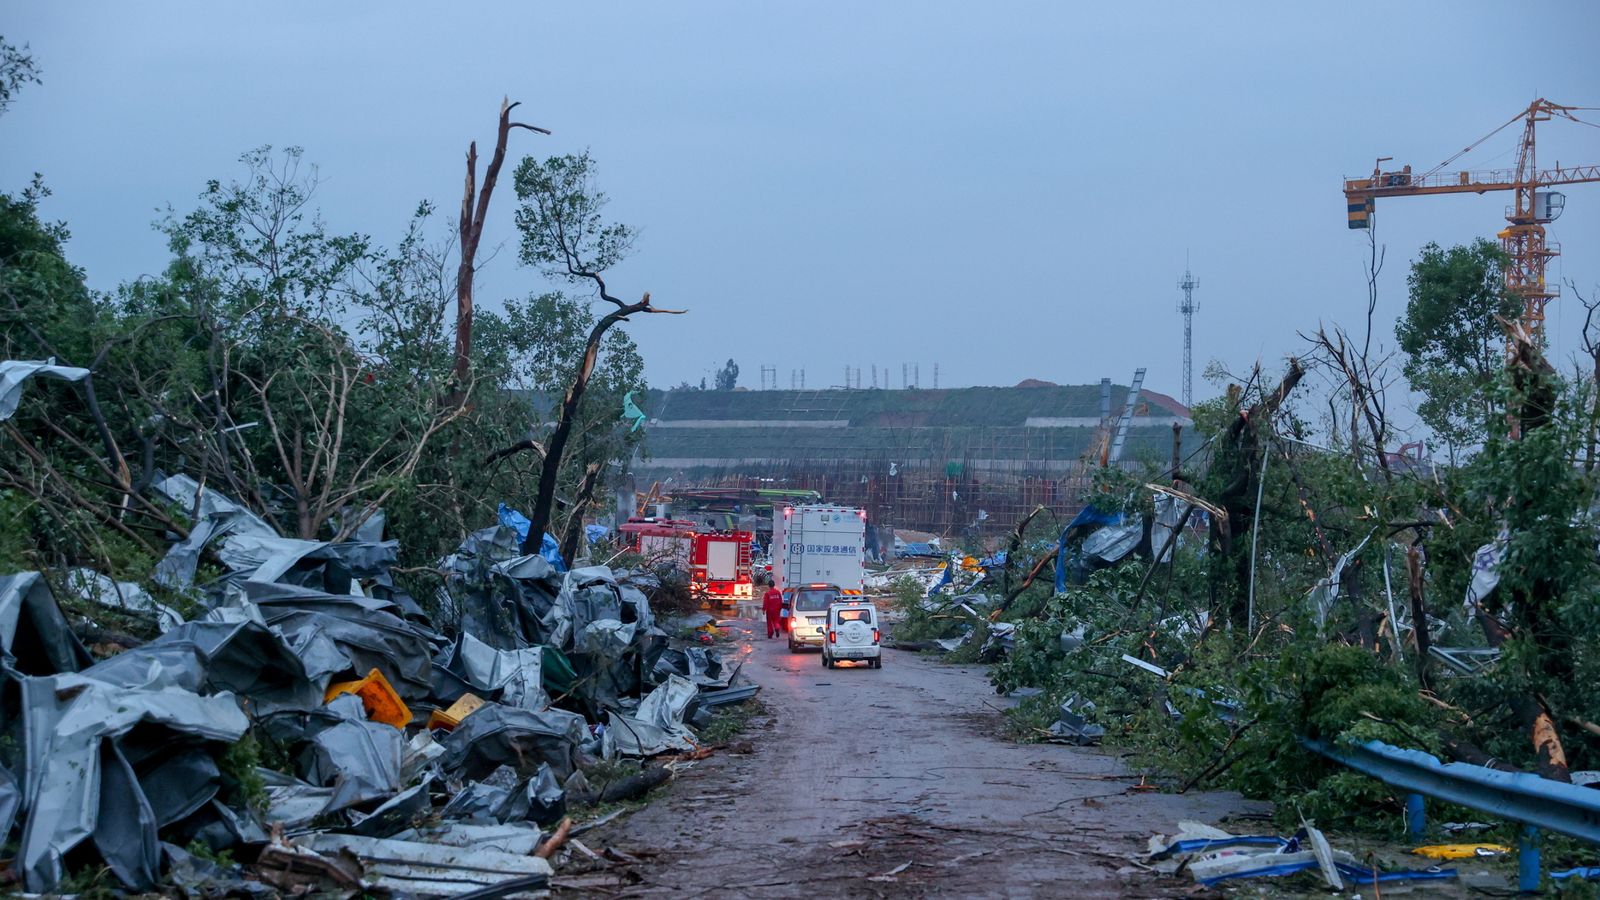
[576,620,1269,897]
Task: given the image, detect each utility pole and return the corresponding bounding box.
[1177,263,1200,408]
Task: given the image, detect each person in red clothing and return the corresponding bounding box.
[762,583,785,639]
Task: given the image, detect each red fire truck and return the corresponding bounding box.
[616,518,753,600]
[690,530,754,600]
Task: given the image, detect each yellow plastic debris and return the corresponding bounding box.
[324,667,412,729]
[1410,843,1511,860]
[426,692,485,731]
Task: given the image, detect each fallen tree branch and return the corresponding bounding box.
[1179,717,1258,793]
[567,765,672,807]
[483,438,547,467]
[1569,717,1600,739]
[534,817,573,858]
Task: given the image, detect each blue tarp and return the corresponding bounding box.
[496,503,568,572]
[929,558,954,596]
[585,524,610,544]
[1065,504,1123,531]
[1055,505,1127,593]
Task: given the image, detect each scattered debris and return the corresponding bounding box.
[1411,842,1510,859]
[1045,694,1105,745]
[304,832,552,895]
[0,476,761,896]
[1148,821,1458,889]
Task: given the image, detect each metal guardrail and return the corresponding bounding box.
[1302,738,1600,890]
[1301,739,1600,842]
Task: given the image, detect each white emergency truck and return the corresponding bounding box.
[771,504,866,594]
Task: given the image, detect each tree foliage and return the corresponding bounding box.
[0,140,659,597]
[0,35,41,117]
[1396,239,1520,450]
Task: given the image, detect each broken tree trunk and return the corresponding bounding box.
[1406,545,1432,691]
[452,98,549,402]
[523,293,682,556]
[1214,360,1305,627]
[558,461,603,565]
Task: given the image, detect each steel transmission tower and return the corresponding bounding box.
[1176,265,1199,407]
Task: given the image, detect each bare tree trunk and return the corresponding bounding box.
[1406,545,1432,691]
[524,305,634,556]
[1216,360,1304,627]
[452,98,549,401]
[559,461,604,565]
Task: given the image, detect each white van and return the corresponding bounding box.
[821,599,882,669]
[786,583,841,652]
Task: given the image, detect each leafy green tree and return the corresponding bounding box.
[714,358,738,391]
[0,147,489,576]
[1395,239,1520,452]
[0,178,99,364]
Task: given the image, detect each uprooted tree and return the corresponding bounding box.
[510,151,682,556]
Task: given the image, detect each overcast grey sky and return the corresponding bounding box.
[6,2,1599,416]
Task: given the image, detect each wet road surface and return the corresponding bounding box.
[569,619,1269,897]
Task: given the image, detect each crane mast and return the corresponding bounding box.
[1344,98,1600,335]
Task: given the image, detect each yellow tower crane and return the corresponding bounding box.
[1344,98,1600,334]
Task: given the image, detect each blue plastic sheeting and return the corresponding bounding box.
[1554,867,1600,880]
[1197,860,1456,887]
[1054,536,1071,594]
[1066,505,1124,531]
[928,559,954,596]
[979,551,1008,568]
[1150,836,1287,860]
[496,504,567,572]
[585,524,609,543]
[498,503,531,540]
[1052,506,1128,593]
[1302,738,1600,844]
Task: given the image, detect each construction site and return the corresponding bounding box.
[630,378,1192,538]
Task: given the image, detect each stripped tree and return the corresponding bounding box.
[452,99,549,402]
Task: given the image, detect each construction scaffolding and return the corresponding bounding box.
[635,425,1129,541]
[633,382,1190,541]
